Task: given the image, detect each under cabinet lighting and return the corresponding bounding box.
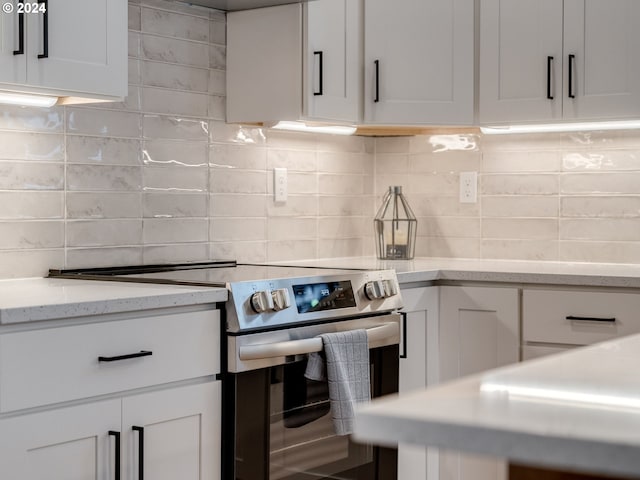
[270,121,357,136]
[0,92,58,108]
[481,120,640,135]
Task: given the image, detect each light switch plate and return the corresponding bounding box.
[274,167,287,202]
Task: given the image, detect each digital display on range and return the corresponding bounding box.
[292,281,357,313]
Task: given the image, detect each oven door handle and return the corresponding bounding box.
[238,322,400,361]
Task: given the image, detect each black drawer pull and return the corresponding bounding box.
[37,0,48,59]
[99,350,153,362]
[13,0,25,55]
[546,56,554,100]
[399,311,408,359]
[566,315,616,323]
[374,59,380,103]
[108,430,121,480]
[313,50,323,96]
[568,54,576,98]
[133,426,145,480]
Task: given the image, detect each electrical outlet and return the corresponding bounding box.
[274,167,287,202]
[459,171,478,203]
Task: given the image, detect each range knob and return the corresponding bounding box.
[250,290,274,313]
[271,288,291,311]
[364,280,398,300]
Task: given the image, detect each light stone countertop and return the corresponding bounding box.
[0,277,228,324]
[274,257,640,288]
[354,333,640,478]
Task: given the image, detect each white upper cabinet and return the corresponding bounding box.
[364,0,474,125]
[480,0,640,124]
[0,0,127,100]
[227,1,361,124]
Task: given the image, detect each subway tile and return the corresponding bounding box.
[209,69,226,95]
[317,238,364,258]
[65,247,143,269]
[144,115,208,141]
[317,152,370,174]
[209,143,266,170]
[208,95,226,121]
[143,139,208,166]
[67,165,142,192]
[143,243,209,263]
[67,136,142,165]
[144,192,207,218]
[0,162,64,190]
[418,217,480,238]
[560,218,640,241]
[128,32,141,58]
[267,149,317,172]
[376,154,409,173]
[483,151,561,173]
[0,132,64,161]
[144,165,208,192]
[210,19,226,45]
[318,217,367,239]
[480,132,567,152]
[141,34,209,68]
[482,195,559,218]
[562,151,640,171]
[268,240,316,261]
[409,151,481,173]
[316,135,367,154]
[210,169,266,194]
[0,221,64,249]
[0,250,63,278]
[481,174,559,195]
[142,60,209,93]
[77,86,142,112]
[267,195,318,217]
[210,194,266,217]
[410,134,480,154]
[210,241,267,263]
[319,174,363,195]
[267,217,317,241]
[375,174,411,196]
[268,172,316,195]
[407,173,458,196]
[67,220,143,247]
[0,192,63,219]
[0,106,63,132]
[559,241,640,264]
[209,44,226,69]
[66,192,142,219]
[209,121,266,145]
[482,239,559,261]
[408,195,479,217]
[375,137,411,154]
[141,0,210,19]
[67,108,141,138]
[561,196,640,218]
[560,172,640,194]
[141,7,209,42]
[141,87,209,117]
[317,195,363,216]
[129,59,142,85]
[128,5,141,31]
[211,217,266,241]
[143,217,208,243]
[482,218,558,240]
[415,237,480,258]
[266,130,318,150]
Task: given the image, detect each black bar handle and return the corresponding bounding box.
[98,350,153,363]
[133,426,144,480]
[13,1,25,55]
[546,56,554,100]
[399,312,408,359]
[37,0,48,59]
[566,315,616,323]
[374,60,380,103]
[568,54,575,98]
[313,51,323,96]
[108,431,121,480]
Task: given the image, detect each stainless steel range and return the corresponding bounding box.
[50,261,404,480]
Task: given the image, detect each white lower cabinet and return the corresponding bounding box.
[398,286,439,480]
[438,286,519,480]
[0,381,220,480]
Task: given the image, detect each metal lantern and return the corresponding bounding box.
[374,186,417,260]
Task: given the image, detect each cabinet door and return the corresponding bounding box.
[563,0,640,120]
[0,1,26,85]
[399,287,440,480]
[304,0,361,123]
[439,286,519,480]
[25,0,127,97]
[122,381,221,480]
[364,0,474,125]
[0,399,121,480]
[479,0,563,124]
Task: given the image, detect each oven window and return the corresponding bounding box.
[232,345,399,480]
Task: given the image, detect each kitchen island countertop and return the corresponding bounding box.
[274,256,640,288]
[0,277,227,324]
[354,332,640,479]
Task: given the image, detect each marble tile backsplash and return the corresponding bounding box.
[375,131,640,263]
[2,0,640,278]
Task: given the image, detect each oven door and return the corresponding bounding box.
[224,313,401,480]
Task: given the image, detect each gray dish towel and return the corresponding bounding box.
[304,329,371,435]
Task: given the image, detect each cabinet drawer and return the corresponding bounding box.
[0,309,220,412]
[523,289,640,346]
